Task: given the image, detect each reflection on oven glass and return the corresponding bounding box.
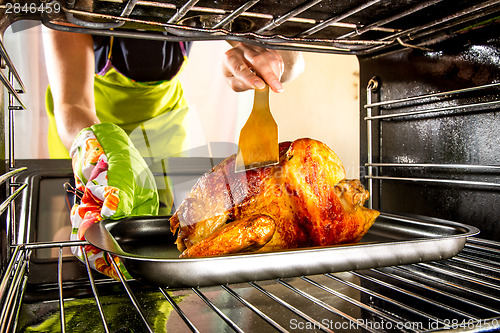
[36,177,73,259]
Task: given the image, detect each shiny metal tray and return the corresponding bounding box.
[85,213,479,288]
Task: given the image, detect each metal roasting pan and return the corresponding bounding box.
[85,212,479,288]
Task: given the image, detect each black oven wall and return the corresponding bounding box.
[358,32,500,241]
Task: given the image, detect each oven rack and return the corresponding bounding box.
[0,37,26,171]
[3,0,494,54]
[364,80,500,209]
[1,235,500,332]
[0,38,29,275]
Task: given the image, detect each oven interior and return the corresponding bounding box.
[1,0,500,332]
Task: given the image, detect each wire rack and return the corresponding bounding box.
[1,237,500,332]
[364,81,500,209]
[0,0,493,54]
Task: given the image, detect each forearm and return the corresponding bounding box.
[53,103,99,150]
[43,27,98,151]
[279,50,305,84]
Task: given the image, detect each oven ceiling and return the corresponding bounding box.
[5,0,497,55]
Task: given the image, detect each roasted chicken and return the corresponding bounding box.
[170,138,379,258]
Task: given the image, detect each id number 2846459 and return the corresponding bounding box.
[5,2,61,14]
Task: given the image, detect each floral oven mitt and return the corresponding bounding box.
[69,123,159,280]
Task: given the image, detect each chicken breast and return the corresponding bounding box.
[170,138,379,257]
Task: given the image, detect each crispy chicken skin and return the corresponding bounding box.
[179,215,276,258]
[170,138,379,257]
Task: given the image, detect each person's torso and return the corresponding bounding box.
[93,36,192,82]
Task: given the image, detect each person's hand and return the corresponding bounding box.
[223,42,285,93]
[69,123,158,280]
